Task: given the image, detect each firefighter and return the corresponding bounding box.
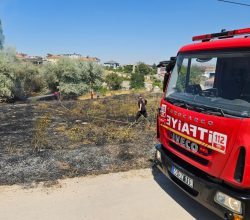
[135,94,148,121]
[90,90,94,99]
[54,91,60,100]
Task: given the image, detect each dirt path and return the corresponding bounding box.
[0,169,221,220]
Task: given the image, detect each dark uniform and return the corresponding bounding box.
[135,97,148,121]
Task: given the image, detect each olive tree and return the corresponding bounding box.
[43,58,103,98]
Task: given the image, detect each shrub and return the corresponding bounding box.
[152,77,162,89]
[97,86,108,96]
[130,72,145,89]
[43,59,103,98]
[0,48,47,101]
[0,48,104,102]
[105,72,123,90]
[123,65,133,73]
[19,63,46,96]
[135,62,151,75]
[0,51,16,101]
[0,73,14,101]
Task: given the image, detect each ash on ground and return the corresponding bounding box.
[0,93,160,186]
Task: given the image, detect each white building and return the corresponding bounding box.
[104,60,120,69]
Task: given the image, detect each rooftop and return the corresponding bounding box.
[104,60,119,64]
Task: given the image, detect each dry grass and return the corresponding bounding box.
[30,92,160,150]
[75,93,159,120]
[56,92,161,147]
[35,103,49,110]
[32,113,52,151]
[64,122,136,145]
[78,89,145,100]
[55,124,67,132]
[0,92,161,186]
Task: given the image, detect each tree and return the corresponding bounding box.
[0,19,5,50]
[135,62,151,75]
[43,58,103,98]
[152,76,162,89]
[22,64,46,95]
[0,62,15,101]
[123,65,133,73]
[150,63,157,75]
[105,72,123,90]
[130,72,145,89]
[0,49,20,101]
[152,63,157,69]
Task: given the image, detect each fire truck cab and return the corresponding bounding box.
[155,28,250,220]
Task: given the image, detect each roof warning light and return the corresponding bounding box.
[192,28,250,42]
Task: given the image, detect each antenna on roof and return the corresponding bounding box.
[218,0,250,7]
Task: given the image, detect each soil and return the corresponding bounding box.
[0,93,160,186]
[0,169,221,220]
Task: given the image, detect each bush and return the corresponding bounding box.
[43,59,103,98]
[0,50,17,101]
[130,72,145,89]
[152,77,162,89]
[0,73,14,102]
[135,62,151,75]
[18,63,46,96]
[0,48,104,102]
[0,48,47,101]
[105,72,123,90]
[97,86,108,96]
[123,65,133,73]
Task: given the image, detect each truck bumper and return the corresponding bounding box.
[154,144,250,220]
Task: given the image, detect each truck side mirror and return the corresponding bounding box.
[163,72,170,92]
[163,58,176,92]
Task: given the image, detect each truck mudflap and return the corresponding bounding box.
[154,144,250,220]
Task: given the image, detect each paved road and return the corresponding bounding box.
[0,169,221,220]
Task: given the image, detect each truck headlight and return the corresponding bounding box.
[214,191,242,214]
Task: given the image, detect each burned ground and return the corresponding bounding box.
[0,93,161,186]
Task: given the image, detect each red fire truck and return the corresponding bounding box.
[155,28,250,220]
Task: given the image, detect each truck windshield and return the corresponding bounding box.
[165,51,250,118]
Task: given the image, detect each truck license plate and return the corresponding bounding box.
[171,166,194,188]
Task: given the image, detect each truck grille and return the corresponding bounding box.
[169,140,209,166]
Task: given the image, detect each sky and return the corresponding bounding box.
[0,0,250,64]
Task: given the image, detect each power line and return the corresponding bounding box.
[218,0,250,7]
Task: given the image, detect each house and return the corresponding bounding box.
[61,53,82,59]
[46,54,100,64]
[157,60,170,77]
[16,53,43,65]
[46,54,62,64]
[16,53,28,59]
[104,60,120,69]
[79,56,100,63]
